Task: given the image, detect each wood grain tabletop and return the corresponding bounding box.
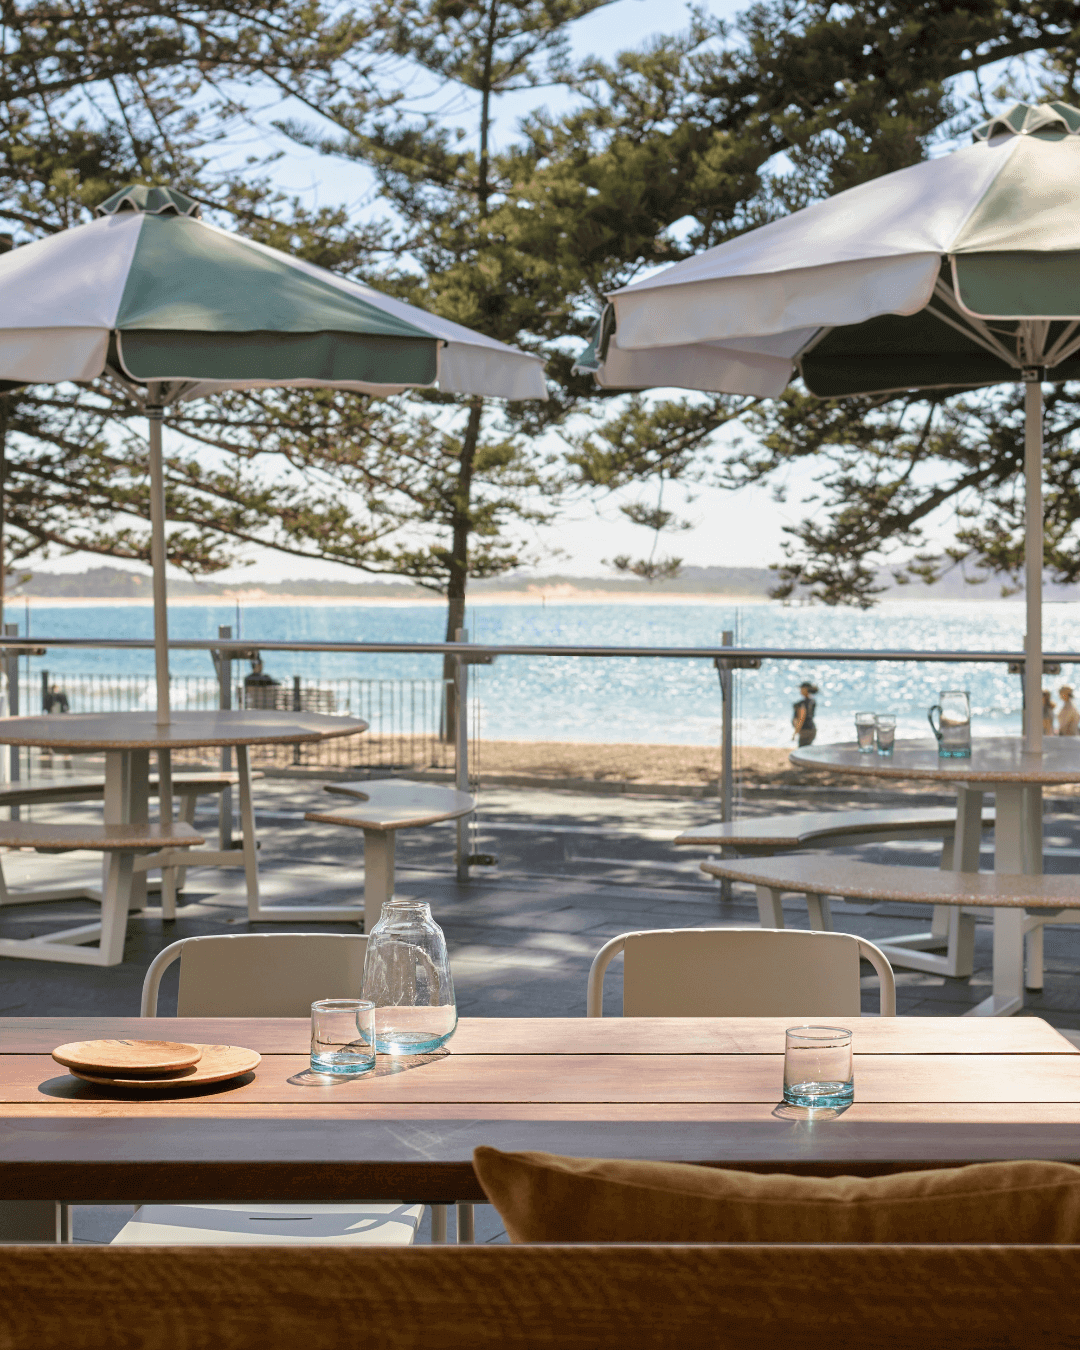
[3,1016,1078,1203]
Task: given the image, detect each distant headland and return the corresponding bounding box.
[7,564,1080,603]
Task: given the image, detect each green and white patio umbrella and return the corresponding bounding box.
[0,184,546,722]
[578,101,1080,753]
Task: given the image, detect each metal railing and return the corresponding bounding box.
[26,669,453,776]
[1,632,1072,877]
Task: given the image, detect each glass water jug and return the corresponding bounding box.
[362,899,457,1054]
[928,689,972,758]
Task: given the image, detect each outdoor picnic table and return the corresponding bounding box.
[2,1015,1079,1212]
[792,737,1080,1015]
[0,711,367,958]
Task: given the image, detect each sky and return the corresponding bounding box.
[42,0,930,585]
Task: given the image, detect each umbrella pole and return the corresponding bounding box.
[147,392,171,727]
[1024,377,1044,754]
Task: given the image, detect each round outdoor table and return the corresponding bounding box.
[0,710,368,960]
[791,737,1080,1015]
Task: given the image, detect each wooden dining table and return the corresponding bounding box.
[3,1015,1080,1214]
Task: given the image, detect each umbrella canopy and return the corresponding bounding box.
[0,185,546,727]
[580,100,1080,752]
[0,184,546,402]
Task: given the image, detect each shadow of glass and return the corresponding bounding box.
[771,1101,852,1122]
[287,1050,450,1087]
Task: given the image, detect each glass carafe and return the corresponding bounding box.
[928,690,972,758]
[362,900,457,1054]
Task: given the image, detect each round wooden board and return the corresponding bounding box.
[52,1039,203,1076]
[69,1044,260,1089]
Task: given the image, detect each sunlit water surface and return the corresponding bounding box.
[15,597,1079,746]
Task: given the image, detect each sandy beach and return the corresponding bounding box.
[469,741,920,793]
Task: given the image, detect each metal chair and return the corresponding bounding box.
[587,927,896,1017]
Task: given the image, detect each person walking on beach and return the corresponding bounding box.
[1059,686,1080,736]
[792,681,818,747]
[1044,690,1057,736]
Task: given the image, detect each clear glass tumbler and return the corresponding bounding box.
[783,1025,854,1108]
[855,712,876,752]
[875,714,896,755]
[363,900,458,1055]
[310,999,376,1075]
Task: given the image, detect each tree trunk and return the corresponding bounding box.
[442,397,483,741]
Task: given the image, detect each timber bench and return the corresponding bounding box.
[701,853,1080,993]
[677,806,995,978]
[0,819,203,966]
[0,769,262,811]
[304,779,475,930]
[0,771,263,914]
[674,805,995,856]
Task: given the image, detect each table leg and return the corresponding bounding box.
[966,783,1037,1018]
[363,829,395,934]
[97,748,142,966]
[99,848,135,965]
[158,749,178,920]
[0,1201,60,1243]
[238,747,262,922]
[105,750,148,915]
[954,786,984,870]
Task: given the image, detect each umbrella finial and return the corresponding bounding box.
[96,185,201,218]
[973,101,1080,143]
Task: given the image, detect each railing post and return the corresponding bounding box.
[455,627,469,883]
[720,631,734,825]
[4,623,19,809]
[214,626,233,849]
[717,631,734,902]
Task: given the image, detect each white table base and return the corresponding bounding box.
[953,782,1045,1017]
[241,823,393,931]
[134,746,260,918]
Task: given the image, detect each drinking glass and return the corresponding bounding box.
[310,999,376,1075]
[363,900,458,1055]
[855,712,876,752]
[783,1026,854,1108]
[875,714,896,755]
[928,690,972,758]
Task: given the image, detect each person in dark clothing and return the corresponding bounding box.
[792,681,818,747]
[244,655,281,709]
[43,685,69,714]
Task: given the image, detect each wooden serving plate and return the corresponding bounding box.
[68,1043,260,1090]
[52,1039,203,1077]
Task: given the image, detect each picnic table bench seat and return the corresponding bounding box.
[700,854,1080,988]
[0,770,264,919]
[0,820,203,967]
[0,769,262,809]
[674,805,995,855]
[678,806,996,979]
[0,820,203,853]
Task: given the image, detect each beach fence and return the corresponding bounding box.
[26,669,454,776]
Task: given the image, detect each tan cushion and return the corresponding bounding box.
[473,1147,1080,1244]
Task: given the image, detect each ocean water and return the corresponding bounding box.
[12,596,1080,747]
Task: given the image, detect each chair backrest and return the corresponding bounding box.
[0,1244,1073,1349]
[586,927,895,1017]
[141,933,368,1017]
